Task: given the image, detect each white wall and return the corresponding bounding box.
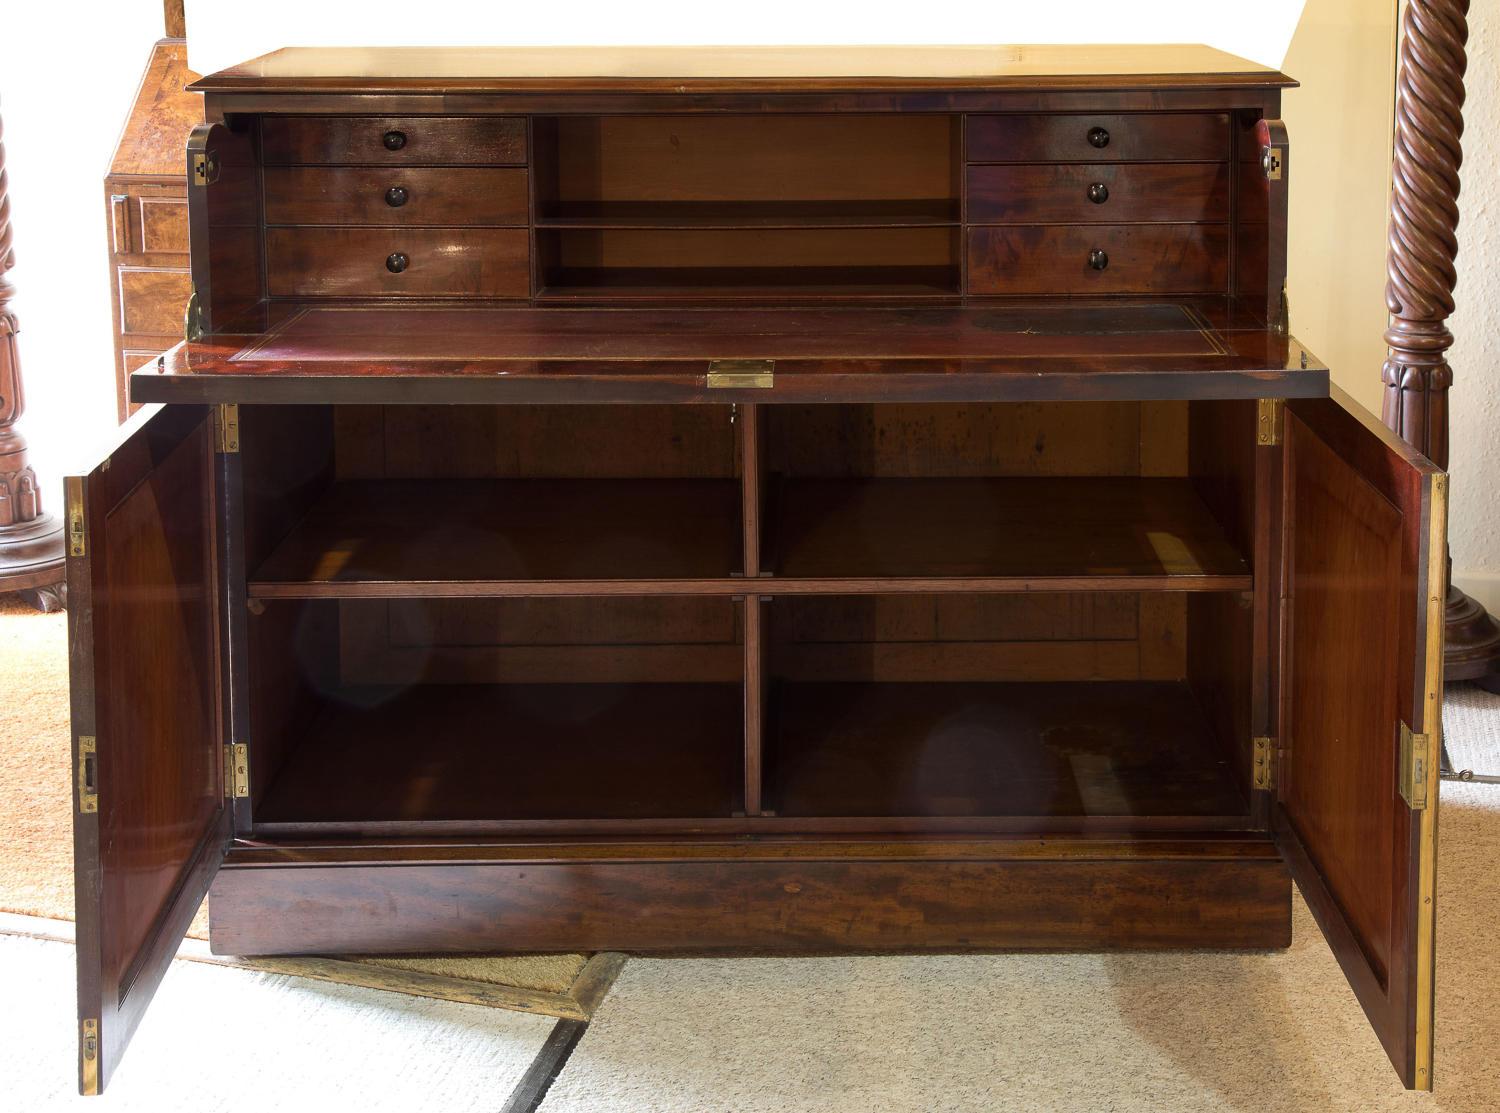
[1449,4,1500,613]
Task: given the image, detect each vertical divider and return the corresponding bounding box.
[739,402,768,815]
[740,402,762,578]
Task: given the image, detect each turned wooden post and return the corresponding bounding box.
[1381,0,1500,686]
[0,109,65,610]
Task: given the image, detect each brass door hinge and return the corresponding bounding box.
[81,1018,99,1095]
[707,359,774,389]
[1253,736,1276,791]
[66,478,86,557]
[215,403,240,454]
[191,149,220,187]
[77,736,98,814]
[1261,145,1284,181]
[225,742,249,799]
[1399,722,1431,810]
[1256,399,1284,446]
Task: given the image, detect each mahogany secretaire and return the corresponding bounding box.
[67,46,1445,1094]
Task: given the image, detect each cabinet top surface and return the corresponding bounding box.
[191,44,1292,93]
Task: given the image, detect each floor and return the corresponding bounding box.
[3,686,1498,1111]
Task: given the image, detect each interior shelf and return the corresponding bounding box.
[534,200,962,229]
[254,682,745,823]
[769,476,1250,588]
[249,478,742,596]
[534,266,961,302]
[766,680,1247,819]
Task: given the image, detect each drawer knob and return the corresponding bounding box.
[1088,249,1110,271]
[385,252,409,274]
[1087,126,1111,149]
[382,129,408,151]
[1087,182,1110,204]
[385,186,409,208]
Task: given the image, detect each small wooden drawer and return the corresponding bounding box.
[264,167,530,226]
[967,225,1228,295]
[266,228,530,297]
[117,266,193,334]
[966,164,1230,224]
[260,117,527,166]
[966,114,1228,163]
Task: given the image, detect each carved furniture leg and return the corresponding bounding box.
[1381,0,1500,702]
[0,112,64,611]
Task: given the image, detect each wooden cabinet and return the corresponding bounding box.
[103,39,200,422]
[69,46,1444,1095]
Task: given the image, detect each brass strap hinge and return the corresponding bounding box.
[191,149,220,187]
[707,359,774,389]
[225,742,249,799]
[81,1018,99,1095]
[1253,736,1276,791]
[1399,722,1431,810]
[1256,399,1284,447]
[77,736,98,814]
[66,477,86,557]
[215,403,240,454]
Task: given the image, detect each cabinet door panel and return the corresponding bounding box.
[1278,387,1444,1090]
[68,404,228,1094]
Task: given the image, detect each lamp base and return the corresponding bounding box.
[0,511,65,612]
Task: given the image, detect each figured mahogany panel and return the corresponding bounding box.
[207,851,1291,955]
[260,115,527,165]
[967,225,1229,295]
[264,167,529,226]
[117,267,192,336]
[967,113,1229,162]
[265,228,530,298]
[966,163,1230,224]
[69,406,225,1094]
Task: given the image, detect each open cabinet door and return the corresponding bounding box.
[1277,387,1445,1090]
[67,404,229,1095]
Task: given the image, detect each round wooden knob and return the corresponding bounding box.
[1087,182,1110,204]
[1088,249,1109,271]
[1087,126,1111,149]
[385,186,409,207]
[382,130,408,151]
[385,252,409,273]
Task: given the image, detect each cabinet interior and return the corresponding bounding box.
[238,398,1261,835]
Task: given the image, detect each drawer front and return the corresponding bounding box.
[966,163,1230,224]
[266,228,530,297]
[138,195,190,253]
[264,167,530,226]
[117,266,193,334]
[967,114,1228,163]
[967,225,1228,295]
[261,116,528,166]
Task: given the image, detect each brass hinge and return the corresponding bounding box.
[1256,399,1284,446]
[1261,145,1284,181]
[191,149,220,187]
[225,742,249,798]
[66,477,86,557]
[77,736,98,814]
[1253,736,1276,791]
[81,1017,99,1095]
[707,359,774,389]
[185,289,205,343]
[1399,721,1431,810]
[215,403,240,454]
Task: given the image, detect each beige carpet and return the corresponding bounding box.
[0,593,589,1004]
[540,688,1500,1112]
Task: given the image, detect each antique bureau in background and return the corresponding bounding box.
[67,46,1445,1093]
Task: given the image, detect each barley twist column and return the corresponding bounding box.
[0,108,65,611]
[1381,0,1500,686]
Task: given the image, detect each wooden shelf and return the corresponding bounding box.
[770,476,1250,589]
[534,200,961,229]
[254,682,744,823]
[766,680,1248,819]
[535,266,961,302]
[250,478,742,596]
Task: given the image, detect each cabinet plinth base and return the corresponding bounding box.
[208,848,1292,956]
